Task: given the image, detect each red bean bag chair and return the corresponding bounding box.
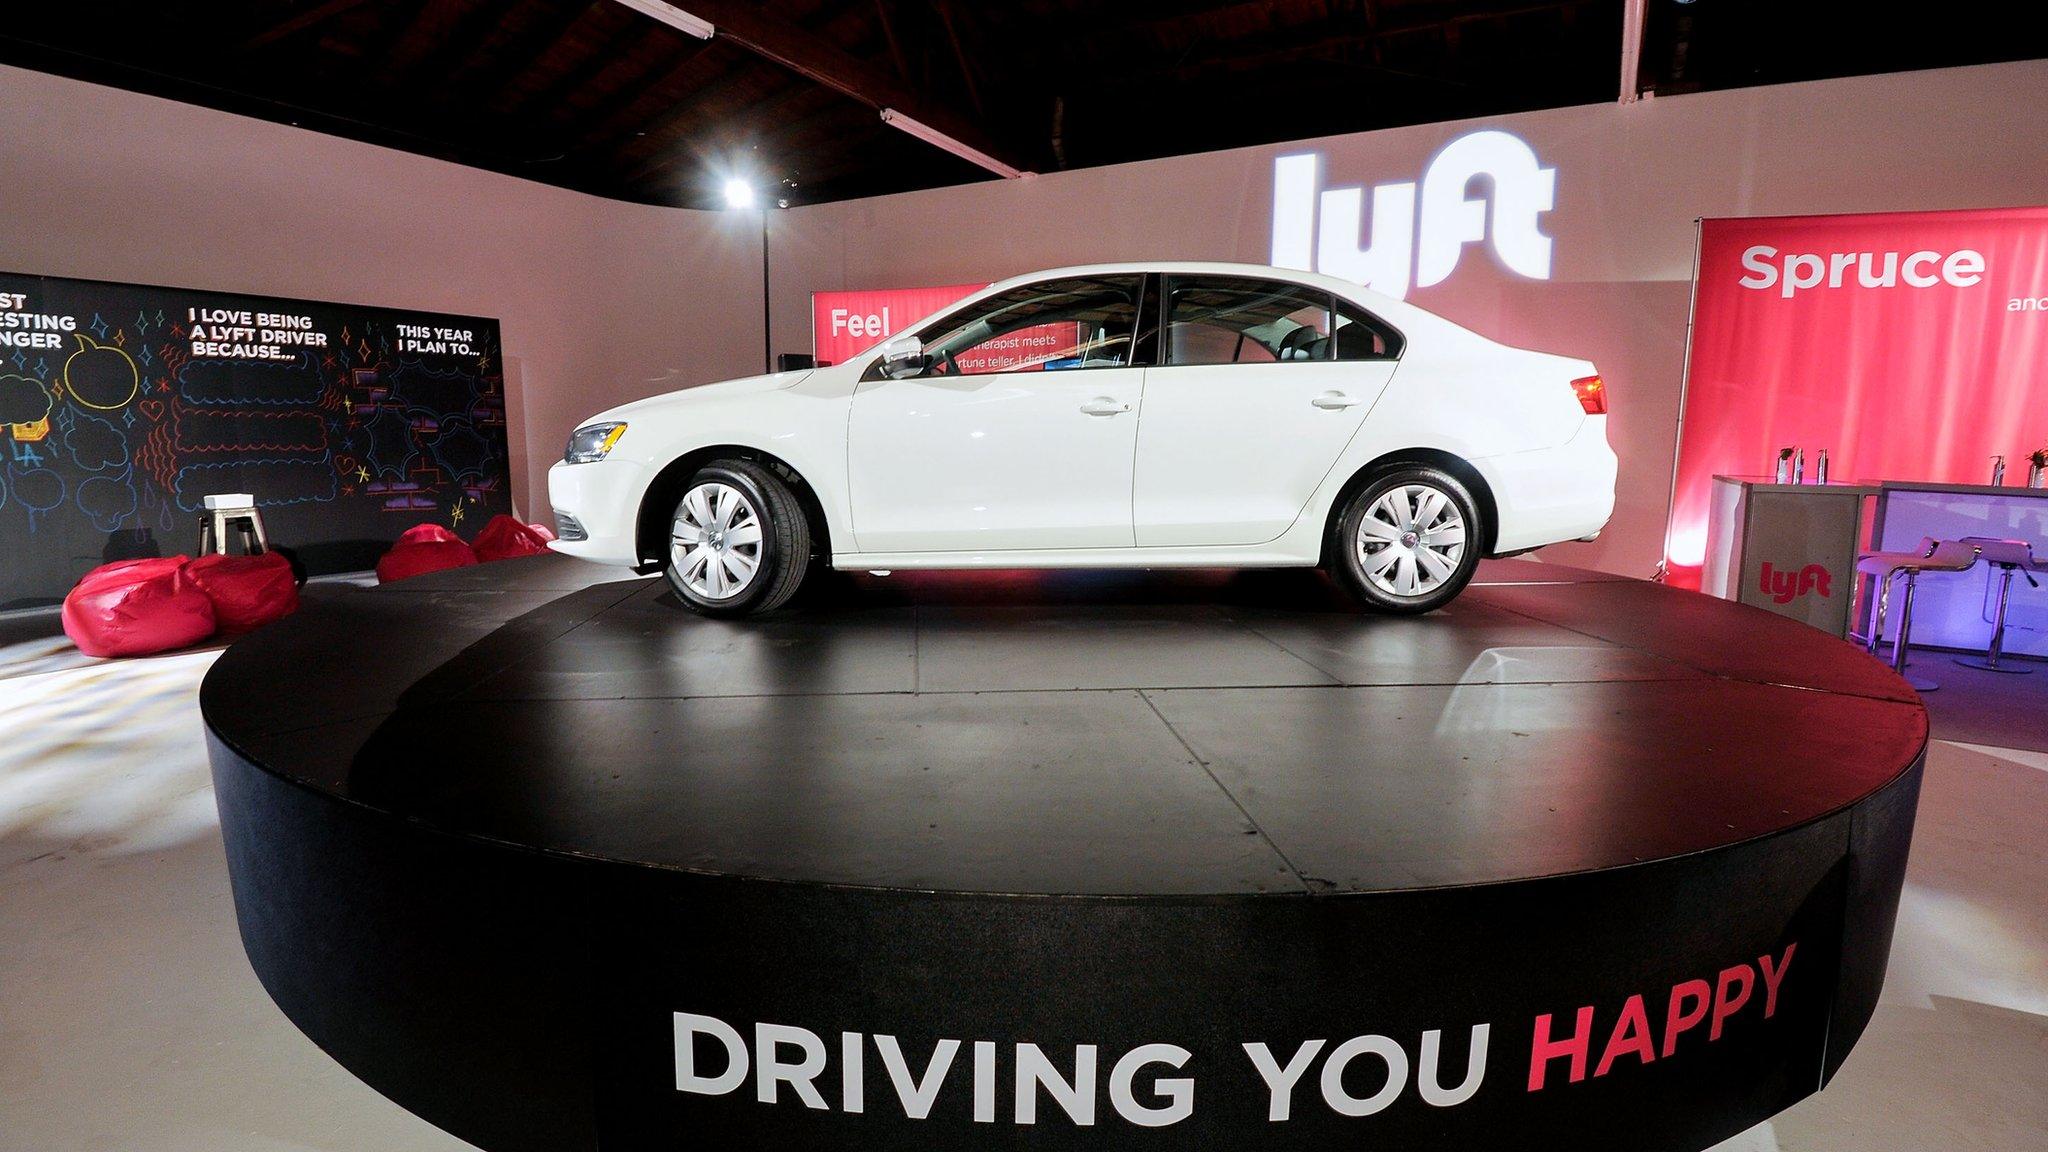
[375,523,478,583]
[61,557,217,658]
[183,551,300,633]
[472,514,555,562]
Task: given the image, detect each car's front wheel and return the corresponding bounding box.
[1331,465,1483,614]
[665,459,810,617]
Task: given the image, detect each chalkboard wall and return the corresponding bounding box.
[0,271,510,609]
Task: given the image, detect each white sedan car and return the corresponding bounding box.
[548,262,1615,616]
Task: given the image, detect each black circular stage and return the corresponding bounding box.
[202,555,1926,1152]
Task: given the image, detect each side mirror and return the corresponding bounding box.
[877,334,925,379]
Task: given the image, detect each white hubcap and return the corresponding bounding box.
[1356,483,1466,598]
[671,482,763,600]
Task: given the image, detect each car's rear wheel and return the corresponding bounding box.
[665,459,809,617]
[1332,465,1482,614]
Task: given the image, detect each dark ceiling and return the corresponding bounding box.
[3,1,2044,210]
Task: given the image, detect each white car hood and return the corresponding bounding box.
[581,369,814,426]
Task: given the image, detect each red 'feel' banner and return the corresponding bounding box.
[812,284,982,366]
[812,283,1094,374]
[1670,207,2048,582]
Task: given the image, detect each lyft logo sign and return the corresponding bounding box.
[1270,130,1556,300]
[1760,562,1832,604]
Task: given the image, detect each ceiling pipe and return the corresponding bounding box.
[1619,0,1647,104]
[609,0,714,41]
[880,108,1030,179]
[612,0,1030,180]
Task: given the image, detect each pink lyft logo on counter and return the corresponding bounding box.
[1759,562,1833,604]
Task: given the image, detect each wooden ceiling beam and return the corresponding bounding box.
[612,0,876,185]
[235,0,379,54]
[872,0,909,84]
[931,0,983,119]
[415,0,544,102]
[1085,0,1603,88]
[659,74,969,202]
[569,33,725,146]
[626,95,877,205]
[743,98,886,168]
[470,0,608,107]
[380,0,472,79]
[605,0,863,171]
[617,71,827,185]
[508,6,648,117]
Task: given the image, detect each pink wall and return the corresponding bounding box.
[0,63,763,517]
[6,58,2045,577]
[768,60,2048,577]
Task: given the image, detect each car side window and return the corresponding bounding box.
[885,275,1146,378]
[1163,275,1403,365]
[1329,296,1404,361]
[1166,276,1328,366]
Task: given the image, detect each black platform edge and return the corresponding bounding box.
[210,732,1922,1152]
[207,553,1933,1139]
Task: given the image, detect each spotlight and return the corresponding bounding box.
[723,179,756,209]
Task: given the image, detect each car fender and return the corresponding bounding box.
[587,371,859,561]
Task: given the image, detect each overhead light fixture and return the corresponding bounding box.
[723,178,756,209]
[610,0,714,40]
[879,109,1031,180]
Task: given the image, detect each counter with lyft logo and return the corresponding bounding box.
[1705,476,2048,660]
[1703,475,1878,637]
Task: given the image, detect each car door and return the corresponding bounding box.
[1133,274,1401,547]
[847,273,1149,554]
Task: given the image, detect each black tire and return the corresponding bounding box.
[663,459,811,617]
[1330,465,1483,614]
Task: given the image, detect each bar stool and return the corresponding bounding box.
[1856,537,1979,691]
[197,492,270,556]
[1853,536,1935,651]
[1953,536,2043,675]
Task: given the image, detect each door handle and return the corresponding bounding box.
[1311,391,1364,410]
[1080,397,1132,416]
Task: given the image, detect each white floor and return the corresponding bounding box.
[0,642,2043,1152]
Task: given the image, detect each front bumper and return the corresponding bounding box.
[545,457,650,567]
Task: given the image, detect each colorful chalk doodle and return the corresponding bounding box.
[0,271,508,608]
[63,334,141,411]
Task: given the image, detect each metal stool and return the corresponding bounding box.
[1856,537,1979,691]
[198,493,269,556]
[1852,535,1936,651]
[1953,536,2042,674]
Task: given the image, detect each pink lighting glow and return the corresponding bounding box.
[1668,207,2048,588]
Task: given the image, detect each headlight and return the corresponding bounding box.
[563,422,627,464]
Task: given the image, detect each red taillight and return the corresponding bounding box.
[1571,374,1607,415]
